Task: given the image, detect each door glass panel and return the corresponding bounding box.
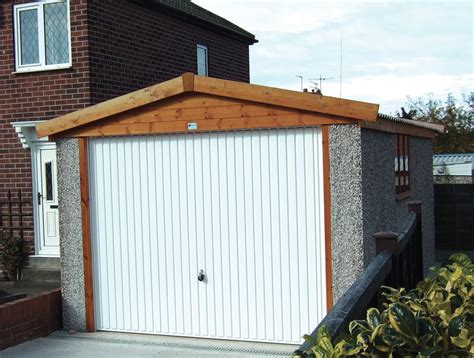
[45,161,53,201]
[44,2,70,65]
[20,9,40,65]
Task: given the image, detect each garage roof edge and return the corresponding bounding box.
[36,73,380,138]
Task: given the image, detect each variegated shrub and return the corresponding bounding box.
[297,253,474,357]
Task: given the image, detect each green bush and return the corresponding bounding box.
[0,230,24,281]
[298,253,474,357]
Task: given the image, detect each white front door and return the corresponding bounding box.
[89,129,327,344]
[36,146,60,256]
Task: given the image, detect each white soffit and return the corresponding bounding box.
[11,121,47,148]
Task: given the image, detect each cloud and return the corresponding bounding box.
[335,74,474,114]
[194,1,361,34]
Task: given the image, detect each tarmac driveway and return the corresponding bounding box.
[1,331,295,358]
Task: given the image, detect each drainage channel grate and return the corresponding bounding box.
[56,333,292,356]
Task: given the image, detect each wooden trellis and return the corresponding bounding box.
[0,189,33,241]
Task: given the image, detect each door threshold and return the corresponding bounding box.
[30,254,60,258]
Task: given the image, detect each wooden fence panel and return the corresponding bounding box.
[435,184,474,250]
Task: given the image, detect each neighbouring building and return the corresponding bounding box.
[433,153,473,184]
[0,0,256,272]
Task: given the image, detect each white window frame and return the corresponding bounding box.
[13,0,72,73]
[197,44,208,76]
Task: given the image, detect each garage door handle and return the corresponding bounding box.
[50,205,59,209]
[198,269,205,282]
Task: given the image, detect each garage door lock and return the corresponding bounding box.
[198,269,206,282]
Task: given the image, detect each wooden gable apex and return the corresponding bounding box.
[57,93,358,138]
[36,73,380,139]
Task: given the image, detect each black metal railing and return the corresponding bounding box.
[294,201,423,357]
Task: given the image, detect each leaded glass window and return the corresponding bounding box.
[14,1,71,71]
[45,2,70,65]
[19,9,40,65]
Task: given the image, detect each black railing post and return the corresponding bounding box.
[407,201,423,284]
[374,231,398,287]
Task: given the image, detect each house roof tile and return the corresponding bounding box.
[136,0,257,44]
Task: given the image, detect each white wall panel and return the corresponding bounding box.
[89,128,326,344]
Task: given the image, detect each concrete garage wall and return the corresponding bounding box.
[359,130,395,265]
[360,130,435,272]
[329,125,435,303]
[404,137,435,271]
[56,138,86,331]
[328,124,364,302]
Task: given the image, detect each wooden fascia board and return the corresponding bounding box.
[36,74,194,138]
[360,118,437,139]
[37,73,380,138]
[194,76,380,122]
[58,112,355,138]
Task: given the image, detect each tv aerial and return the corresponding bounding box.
[309,75,333,93]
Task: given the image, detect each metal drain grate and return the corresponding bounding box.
[54,333,292,357]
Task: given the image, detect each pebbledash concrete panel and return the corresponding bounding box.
[408,137,435,271]
[328,124,365,303]
[360,129,396,266]
[329,125,435,303]
[361,130,435,272]
[56,138,87,331]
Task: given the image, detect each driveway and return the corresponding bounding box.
[1,331,295,358]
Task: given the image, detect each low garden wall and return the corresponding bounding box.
[0,288,62,350]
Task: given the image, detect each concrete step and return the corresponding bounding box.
[20,268,61,285]
[27,256,60,270]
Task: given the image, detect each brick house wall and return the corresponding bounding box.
[87,0,251,104]
[0,0,91,254]
[0,0,252,256]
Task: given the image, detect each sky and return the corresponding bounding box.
[194,0,473,115]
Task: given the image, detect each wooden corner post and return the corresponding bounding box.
[322,126,333,311]
[78,137,95,332]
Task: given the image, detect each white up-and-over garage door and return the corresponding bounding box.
[88,128,327,344]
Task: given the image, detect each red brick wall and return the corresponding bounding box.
[0,288,62,350]
[0,0,91,254]
[87,0,251,104]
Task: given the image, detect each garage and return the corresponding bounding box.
[88,128,326,343]
[36,73,380,344]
